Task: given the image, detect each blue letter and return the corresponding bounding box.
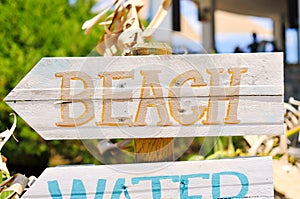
[132,175,179,199]
[71,179,87,199]
[212,171,248,199]
[48,180,62,199]
[48,179,107,199]
[111,178,131,199]
[180,173,210,199]
[95,179,106,198]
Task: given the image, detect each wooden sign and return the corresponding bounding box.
[4,53,284,139]
[21,157,273,198]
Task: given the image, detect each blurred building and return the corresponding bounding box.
[146,0,299,60]
[147,0,300,99]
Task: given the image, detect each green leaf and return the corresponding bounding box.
[0,0,102,176]
[0,191,14,199]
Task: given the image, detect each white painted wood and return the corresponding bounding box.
[5,53,284,100]
[21,157,273,199]
[22,157,274,199]
[5,53,284,139]
[6,96,283,139]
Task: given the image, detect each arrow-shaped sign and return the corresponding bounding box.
[21,156,274,198]
[4,53,284,140]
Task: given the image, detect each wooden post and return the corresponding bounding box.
[132,42,174,162]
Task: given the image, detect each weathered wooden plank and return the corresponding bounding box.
[21,157,274,199]
[6,96,283,139]
[4,85,283,101]
[5,53,283,101]
[20,124,282,140]
[4,53,284,139]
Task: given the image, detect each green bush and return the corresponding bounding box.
[0,0,102,176]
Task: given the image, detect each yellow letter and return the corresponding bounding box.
[134,70,172,126]
[224,68,248,124]
[169,70,207,125]
[203,68,247,125]
[96,71,134,126]
[55,71,94,127]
